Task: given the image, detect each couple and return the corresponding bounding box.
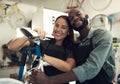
[8,8,115,84]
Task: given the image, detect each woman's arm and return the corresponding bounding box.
[43,54,76,72]
[8,28,46,51]
[8,36,30,51]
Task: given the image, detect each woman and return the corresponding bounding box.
[8,15,76,83]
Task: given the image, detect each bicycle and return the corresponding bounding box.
[17,28,44,84]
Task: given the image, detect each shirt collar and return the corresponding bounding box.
[87,28,96,39]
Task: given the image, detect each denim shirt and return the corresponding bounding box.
[72,28,115,83]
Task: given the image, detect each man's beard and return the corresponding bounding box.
[73,18,88,31]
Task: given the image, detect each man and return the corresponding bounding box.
[29,8,115,84]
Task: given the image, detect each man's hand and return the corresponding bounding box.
[29,69,50,84]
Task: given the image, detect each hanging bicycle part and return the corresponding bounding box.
[89,14,112,31]
[76,0,85,14]
[90,0,112,11]
[66,0,85,13]
[67,0,78,9]
[0,1,10,22]
[7,3,26,29]
[0,1,26,29]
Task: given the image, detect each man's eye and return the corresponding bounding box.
[76,13,80,16]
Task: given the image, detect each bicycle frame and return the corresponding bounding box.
[18,37,43,81]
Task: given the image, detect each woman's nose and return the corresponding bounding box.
[56,27,61,31]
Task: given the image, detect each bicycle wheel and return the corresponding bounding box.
[9,12,26,29]
[90,14,112,31]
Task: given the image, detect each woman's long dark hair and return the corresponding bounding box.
[54,15,74,49]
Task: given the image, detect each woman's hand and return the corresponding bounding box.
[43,54,76,72]
[33,28,47,39]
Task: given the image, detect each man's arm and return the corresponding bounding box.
[50,70,77,84]
[29,69,78,84]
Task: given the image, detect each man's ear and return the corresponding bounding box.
[67,31,70,36]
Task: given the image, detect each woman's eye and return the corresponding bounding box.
[62,26,68,29]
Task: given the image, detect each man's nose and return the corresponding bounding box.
[74,15,79,19]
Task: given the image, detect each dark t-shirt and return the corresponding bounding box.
[40,40,74,76]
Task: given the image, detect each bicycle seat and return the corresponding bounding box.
[20,28,33,39]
